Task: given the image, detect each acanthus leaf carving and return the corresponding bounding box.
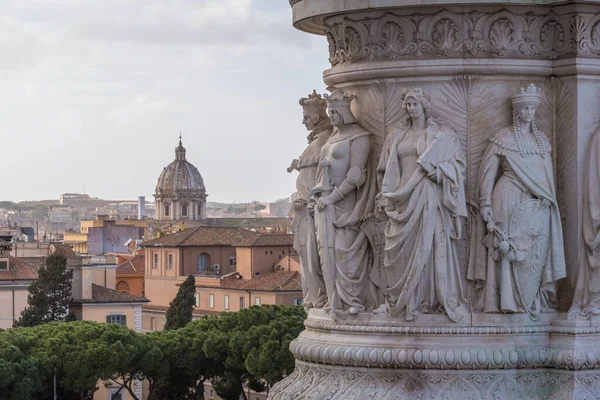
[323,8,600,65]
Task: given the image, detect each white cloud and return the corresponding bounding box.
[0,0,329,202]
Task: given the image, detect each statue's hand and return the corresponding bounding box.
[481,205,493,223]
[287,159,299,173]
[426,167,439,183]
[293,201,305,211]
[316,196,334,211]
[540,198,550,209]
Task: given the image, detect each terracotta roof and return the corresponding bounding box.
[142,304,220,316]
[142,226,259,247]
[234,233,294,247]
[50,243,77,258]
[196,271,302,292]
[142,226,294,248]
[0,256,38,281]
[116,255,145,275]
[71,284,149,304]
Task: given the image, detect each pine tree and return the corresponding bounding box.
[164,275,196,330]
[14,254,74,327]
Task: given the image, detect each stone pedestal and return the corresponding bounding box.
[273,0,600,398]
[271,311,600,399]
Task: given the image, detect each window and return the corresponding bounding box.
[0,259,8,271]
[224,295,229,310]
[255,297,261,306]
[116,281,129,293]
[109,390,123,400]
[150,317,156,331]
[168,254,173,270]
[181,203,188,217]
[209,294,215,308]
[198,203,202,216]
[229,253,237,267]
[294,298,304,306]
[240,296,245,309]
[153,253,158,269]
[195,293,200,307]
[197,253,209,272]
[282,250,285,254]
[265,250,267,255]
[107,314,126,326]
[164,204,170,217]
[209,389,215,399]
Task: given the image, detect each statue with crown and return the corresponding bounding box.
[468,83,567,318]
[307,88,380,318]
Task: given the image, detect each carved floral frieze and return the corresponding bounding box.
[270,362,600,400]
[324,9,600,65]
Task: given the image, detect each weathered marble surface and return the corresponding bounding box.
[289,90,332,309]
[468,84,566,318]
[273,0,600,398]
[375,88,468,322]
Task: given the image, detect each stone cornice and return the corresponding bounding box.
[291,1,600,34]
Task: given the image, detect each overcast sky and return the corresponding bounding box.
[1,0,329,203]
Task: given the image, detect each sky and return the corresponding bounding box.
[1,0,329,203]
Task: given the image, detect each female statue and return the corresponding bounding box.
[569,126,600,317]
[309,88,379,315]
[374,88,468,322]
[468,84,566,317]
[288,90,332,309]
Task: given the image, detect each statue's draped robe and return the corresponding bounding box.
[379,122,468,322]
[292,120,332,306]
[570,127,600,316]
[468,128,566,313]
[309,125,379,313]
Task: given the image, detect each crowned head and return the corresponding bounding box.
[324,88,357,125]
[401,88,432,120]
[299,90,328,130]
[510,83,542,109]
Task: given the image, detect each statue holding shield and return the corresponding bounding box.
[468,84,566,318]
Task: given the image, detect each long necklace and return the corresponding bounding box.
[513,116,548,157]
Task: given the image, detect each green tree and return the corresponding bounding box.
[0,335,42,400]
[203,305,306,400]
[164,275,196,330]
[14,254,74,327]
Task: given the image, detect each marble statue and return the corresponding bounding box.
[569,125,600,317]
[288,90,332,309]
[468,83,566,318]
[308,88,379,315]
[373,88,469,322]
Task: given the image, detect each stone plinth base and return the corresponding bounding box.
[269,311,600,399]
[271,362,600,400]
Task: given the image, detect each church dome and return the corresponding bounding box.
[155,139,205,193]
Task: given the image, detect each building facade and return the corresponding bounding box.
[0,243,37,329]
[141,226,301,332]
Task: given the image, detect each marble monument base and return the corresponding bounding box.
[270,310,600,399]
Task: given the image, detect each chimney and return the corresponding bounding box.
[138,196,146,219]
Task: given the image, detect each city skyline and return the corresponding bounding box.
[1,0,328,203]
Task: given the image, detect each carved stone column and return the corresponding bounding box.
[271,1,600,398]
